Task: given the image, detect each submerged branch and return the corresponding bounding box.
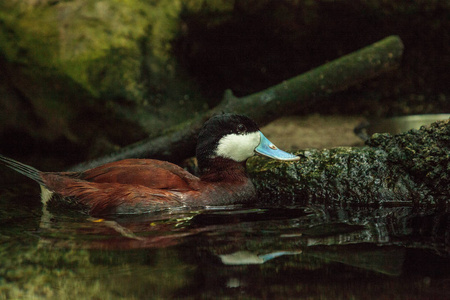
[70,35,404,171]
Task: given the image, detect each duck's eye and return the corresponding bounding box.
[236,124,247,134]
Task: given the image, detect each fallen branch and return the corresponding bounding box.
[70,35,404,171]
[248,119,450,207]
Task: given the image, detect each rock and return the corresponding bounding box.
[0,0,207,164]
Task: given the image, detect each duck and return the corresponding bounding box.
[0,114,299,216]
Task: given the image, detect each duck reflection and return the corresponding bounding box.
[35,200,449,279]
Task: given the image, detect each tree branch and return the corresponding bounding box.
[248,119,449,207]
[70,35,404,171]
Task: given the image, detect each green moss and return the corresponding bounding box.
[367,119,450,202]
[248,120,449,207]
[0,1,184,101]
[0,4,59,65]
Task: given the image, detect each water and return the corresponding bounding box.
[0,183,449,299]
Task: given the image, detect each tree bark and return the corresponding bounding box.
[248,119,450,207]
[70,35,404,171]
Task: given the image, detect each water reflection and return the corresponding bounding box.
[0,186,449,299]
[219,250,302,265]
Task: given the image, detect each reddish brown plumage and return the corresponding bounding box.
[79,159,201,191]
[39,158,254,216]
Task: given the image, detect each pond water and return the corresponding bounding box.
[0,183,449,299]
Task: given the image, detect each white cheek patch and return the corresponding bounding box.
[215,132,261,162]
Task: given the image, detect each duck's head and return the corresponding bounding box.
[196,114,299,172]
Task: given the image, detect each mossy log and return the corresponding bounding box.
[248,119,450,207]
[70,35,404,171]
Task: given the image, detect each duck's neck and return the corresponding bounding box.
[199,157,248,183]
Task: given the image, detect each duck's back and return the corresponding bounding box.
[79,159,201,191]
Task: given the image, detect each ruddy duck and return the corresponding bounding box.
[0,114,299,216]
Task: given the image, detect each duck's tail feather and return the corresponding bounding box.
[0,154,45,186]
